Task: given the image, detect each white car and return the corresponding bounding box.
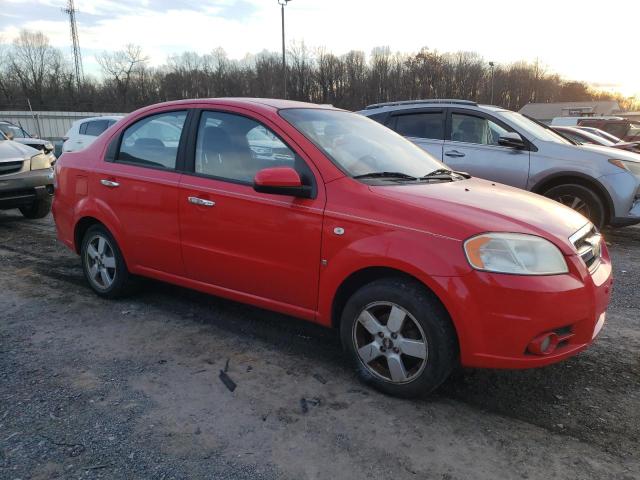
[62,116,123,153]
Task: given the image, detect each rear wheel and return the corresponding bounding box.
[544,184,606,229]
[19,196,51,219]
[340,278,458,398]
[81,224,133,298]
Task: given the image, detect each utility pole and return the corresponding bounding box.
[489,61,495,105]
[63,0,84,90]
[278,0,292,99]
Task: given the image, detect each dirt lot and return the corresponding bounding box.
[0,211,638,480]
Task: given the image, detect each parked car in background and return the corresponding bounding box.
[551,116,640,142]
[0,120,56,165]
[53,98,611,398]
[0,134,55,218]
[577,126,623,144]
[62,116,123,153]
[578,118,640,142]
[552,125,640,154]
[359,100,640,228]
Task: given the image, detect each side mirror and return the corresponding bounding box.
[498,132,526,149]
[253,167,312,198]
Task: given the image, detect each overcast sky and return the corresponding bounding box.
[1,0,638,98]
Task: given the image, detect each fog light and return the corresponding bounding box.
[527,332,559,355]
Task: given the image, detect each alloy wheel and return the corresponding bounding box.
[352,301,428,384]
[85,234,116,290]
[555,194,591,218]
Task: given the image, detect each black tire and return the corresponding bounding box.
[544,184,606,229]
[80,224,133,298]
[19,196,52,219]
[340,277,458,398]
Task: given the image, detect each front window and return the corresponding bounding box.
[499,111,571,144]
[194,111,300,183]
[280,109,445,178]
[451,113,512,145]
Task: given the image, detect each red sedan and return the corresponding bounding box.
[52,99,612,397]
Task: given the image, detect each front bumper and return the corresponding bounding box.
[435,250,613,369]
[599,171,640,226]
[0,168,55,209]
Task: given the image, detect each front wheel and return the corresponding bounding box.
[340,278,458,398]
[19,196,52,219]
[544,184,606,229]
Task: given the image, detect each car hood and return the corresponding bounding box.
[575,143,640,162]
[370,178,588,254]
[0,140,39,162]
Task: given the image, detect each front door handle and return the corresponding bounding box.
[188,196,215,207]
[100,179,120,188]
[445,150,465,158]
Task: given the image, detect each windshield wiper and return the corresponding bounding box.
[353,171,419,180]
[421,168,470,180]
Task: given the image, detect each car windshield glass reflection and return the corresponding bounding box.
[280,108,445,179]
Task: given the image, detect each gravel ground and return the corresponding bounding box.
[0,211,638,480]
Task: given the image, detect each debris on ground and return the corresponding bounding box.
[219,370,236,392]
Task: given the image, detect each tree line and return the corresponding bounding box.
[0,30,637,114]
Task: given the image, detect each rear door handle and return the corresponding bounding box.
[445,150,465,158]
[100,179,120,188]
[188,196,215,207]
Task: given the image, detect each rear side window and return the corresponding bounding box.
[394,112,444,140]
[85,120,109,137]
[117,111,187,170]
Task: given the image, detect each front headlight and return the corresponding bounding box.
[609,159,640,176]
[30,153,52,170]
[464,233,568,275]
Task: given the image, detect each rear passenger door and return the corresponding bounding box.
[386,109,445,160]
[97,110,188,275]
[443,109,530,188]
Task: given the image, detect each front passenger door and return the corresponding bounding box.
[178,109,325,312]
[444,110,530,188]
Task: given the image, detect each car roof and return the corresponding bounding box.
[131,98,339,116]
[359,99,508,114]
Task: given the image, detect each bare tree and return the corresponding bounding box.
[1,30,638,114]
[97,44,149,108]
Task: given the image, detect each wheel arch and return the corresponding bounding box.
[330,267,460,343]
[530,172,614,223]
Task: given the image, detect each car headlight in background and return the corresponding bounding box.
[464,233,568,275]
[609,159,640,176]
[30,153,52,170]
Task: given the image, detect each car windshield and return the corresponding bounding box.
[500,111,571,144]
[0,123,30,138]
[629,123,640,137]
[279,108,445,178]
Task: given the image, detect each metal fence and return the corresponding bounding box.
[0,110,127,140]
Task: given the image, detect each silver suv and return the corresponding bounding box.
[359,100,640,228]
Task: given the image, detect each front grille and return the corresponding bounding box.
[0,161,23,176]
[570,224,602,271]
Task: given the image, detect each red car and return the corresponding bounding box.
[53,99,612,397]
